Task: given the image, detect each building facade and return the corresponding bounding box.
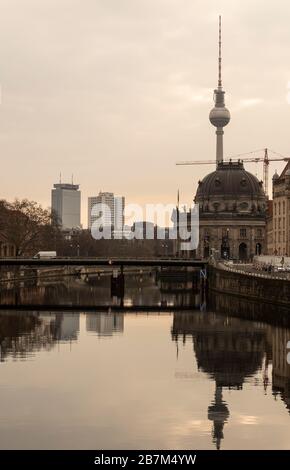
[51,183,81,230]
[270,163,290,256]
[114,195,125,231]
[88,192,125,232]
[266,200,273,255]
[195,161,267,260]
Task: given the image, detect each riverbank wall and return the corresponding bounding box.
[209,263,290,309]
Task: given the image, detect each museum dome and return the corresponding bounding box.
[195,161,265,201]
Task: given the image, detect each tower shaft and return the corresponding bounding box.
[216,127,224,165]
[209,16,231,167]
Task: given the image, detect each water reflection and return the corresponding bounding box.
[272,326,290,413]
[0,312,80,361]
[86,313,124,337]
[0,280,290,449]
[0,271,202,309]
[210,292,290,419]
[208,386,229,450]
[172,299,290,449]
[0,311,126,360]
[211,291,290,324]
[172,311,271,449]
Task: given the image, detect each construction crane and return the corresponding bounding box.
[176,148,290,197]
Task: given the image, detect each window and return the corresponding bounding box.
[240,228,247,238]
[204,230,210,242]
[239,202,248,211]
[257,228,262,238]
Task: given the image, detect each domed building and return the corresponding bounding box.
[193,17,267,260]
[195,161,267,259]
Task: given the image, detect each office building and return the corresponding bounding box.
[88,192,125,233]
[51,183,81,230]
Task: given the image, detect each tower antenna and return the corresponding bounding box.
[209,15,231,166]
[218,15,222,88]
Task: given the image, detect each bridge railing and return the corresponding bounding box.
[217,262,290,282]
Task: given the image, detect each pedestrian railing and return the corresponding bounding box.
[217,262,290,281]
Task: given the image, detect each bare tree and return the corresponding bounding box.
[0,199,61,256]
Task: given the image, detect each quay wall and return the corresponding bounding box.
[209,264,290,309]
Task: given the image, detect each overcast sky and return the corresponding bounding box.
[1,0,290,226]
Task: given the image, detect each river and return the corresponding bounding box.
[0,272,289,449]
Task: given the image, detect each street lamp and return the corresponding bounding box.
[226,228,230,259]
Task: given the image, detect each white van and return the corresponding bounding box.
[33,251,57,259]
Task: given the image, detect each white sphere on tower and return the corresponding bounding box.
[209,105,231,128]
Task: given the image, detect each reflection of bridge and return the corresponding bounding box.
[0,257,207,268]
[0,304,200,312]
[0,265,205,310]
[0,259,207,310]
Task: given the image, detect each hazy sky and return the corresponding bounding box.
[1,0,290,226]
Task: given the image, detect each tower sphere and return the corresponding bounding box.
[209,106,231,128]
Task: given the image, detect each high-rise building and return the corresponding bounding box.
[88,192,114,229]
[114,195,125,231]
[88,192,125,232]
[87,196,98,230]
[51,183,81,230]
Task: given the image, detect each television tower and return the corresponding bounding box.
[209,16,231,166]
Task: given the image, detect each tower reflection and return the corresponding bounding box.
[208,385,229,450]
[172,311,269,449]
[211,292,290,414]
